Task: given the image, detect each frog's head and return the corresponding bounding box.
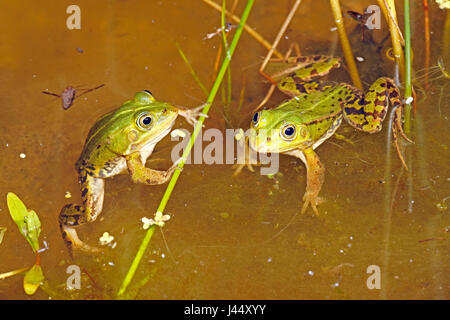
[249,109,313,153]
[108,90,179,154]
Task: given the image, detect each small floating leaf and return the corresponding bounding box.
[23,264,44,295]
[6,193,41,252]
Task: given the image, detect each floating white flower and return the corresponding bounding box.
[141,211,171,229]
[99,232,114,245]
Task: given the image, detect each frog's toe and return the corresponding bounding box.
[301,193,323,216]
[178,103,208,127]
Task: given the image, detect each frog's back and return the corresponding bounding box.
[273,83,344,142]
[276,83,342,119]
[75,108,123,172]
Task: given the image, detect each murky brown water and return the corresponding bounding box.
[0,0,448,299]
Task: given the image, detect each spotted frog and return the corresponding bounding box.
[59,91,202,254]
[249,55,410,215]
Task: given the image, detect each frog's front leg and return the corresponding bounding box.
[286,148,325,216]
[59,173,104,255]
[126,152,178,185]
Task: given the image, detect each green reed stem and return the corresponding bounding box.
[176,42,209,97]
[404,0,412,134]
[404,0,414,216]
[117,0,255,297]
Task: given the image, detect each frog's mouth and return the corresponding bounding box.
[249,130,286,153]
[134,121,175,153]
[249,129,313,153]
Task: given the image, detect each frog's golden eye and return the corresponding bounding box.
[137,112,154,130]
[252,112,261,127]
[280,124,297,141]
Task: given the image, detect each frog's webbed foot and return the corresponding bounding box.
[59,204,102,257]
[301,192,324,216]
[177,104,208,127]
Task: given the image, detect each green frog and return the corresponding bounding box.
[249,55,411,215]
[59,90,202,254]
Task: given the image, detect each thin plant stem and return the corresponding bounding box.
[404,0,414,218]
[423,0,430,90]
[117,0,255,297]
[255,0,302,111]
[378,0,405,82]
[201,0,283,59]
[221,0,232,106]
[0,266,30,280]
[259,0,302,74]
[176,42,209,97]
[329,0,363,90]
[404,0,412,135]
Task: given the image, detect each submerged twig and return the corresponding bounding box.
[254,0,302,111]
[201,0,283,59]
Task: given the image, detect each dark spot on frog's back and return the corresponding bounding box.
[389,90,399,97]
[313,55,322,61]
[296,57,307,63]
[386,81,395,89]
[310,69,318,76]
[344,107,365,115]
[296,83,307,93]
[374,98,386,106]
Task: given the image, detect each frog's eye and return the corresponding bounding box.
[280,124,297,141]
[137,112,154,130]
[135,91,155,104]
[252,112,261,127]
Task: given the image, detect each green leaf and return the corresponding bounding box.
[0,227,6,245]
[23,264,44,295]
[6,193,41,252]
